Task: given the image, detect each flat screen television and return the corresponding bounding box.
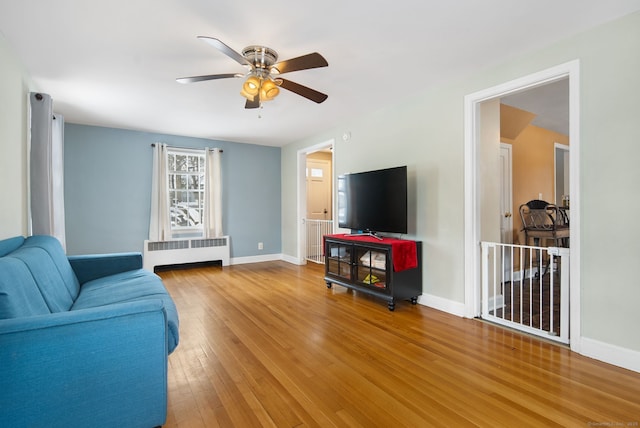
[337,166,408,235]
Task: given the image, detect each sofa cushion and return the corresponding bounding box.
[72,269,179,353]
[22,236,81,298]
[0,258,50,319]
[8,247,76,313]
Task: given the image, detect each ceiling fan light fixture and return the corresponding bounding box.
[261,80,280,101]
[242,75,260,95]
[178,37,328,108]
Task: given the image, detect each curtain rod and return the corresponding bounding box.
[150,143,222,153]
[33,93,57,120]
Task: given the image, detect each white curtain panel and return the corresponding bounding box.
[148,143,170,241]
[29,92,66,249]
[204,148,223,238]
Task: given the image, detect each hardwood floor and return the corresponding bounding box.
[159,261,640,427]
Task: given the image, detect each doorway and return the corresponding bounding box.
[296,139,335,265]
[305,150,334,263]
[464,61,581,350]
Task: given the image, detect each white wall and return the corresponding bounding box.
[572,12,640,358]
[0,33,34,239]
[281,11,640,362]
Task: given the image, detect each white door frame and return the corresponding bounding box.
[499,143,513,245]
[296,139,335,265]
[463,60,582,353]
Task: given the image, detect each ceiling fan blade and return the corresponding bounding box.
[176,73,240,84]
[245,97,260,109]
[197,36,252,67]
[272,52,328,74]
[279,78,328,104]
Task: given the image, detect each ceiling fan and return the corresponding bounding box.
[177,37,329,109]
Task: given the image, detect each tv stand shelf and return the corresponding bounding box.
[324,235,422,311]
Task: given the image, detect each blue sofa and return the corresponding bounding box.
[0,235,179,428]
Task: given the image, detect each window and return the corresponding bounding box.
[149,144,222,241]
[310,167,324,178]
[167,149,205,232]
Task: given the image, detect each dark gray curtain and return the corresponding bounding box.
[29,92,66,249]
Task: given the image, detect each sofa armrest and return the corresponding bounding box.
[0,300,168,428]
[68,252,143,284]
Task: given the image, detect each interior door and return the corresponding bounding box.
[306,158,332,261]
[306,159,332,220]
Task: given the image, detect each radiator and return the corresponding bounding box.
[143,236,230,271]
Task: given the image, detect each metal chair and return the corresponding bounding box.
[519,199,570,248]
[519,200,570,277]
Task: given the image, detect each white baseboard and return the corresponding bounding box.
[417,293,466,317]
[230,253,283,265]
[280,254,306,265]
[232,254,307,265]
[579,337,640,373]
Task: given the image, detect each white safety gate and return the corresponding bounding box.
[305,219,334,264]
[481,242,570,344]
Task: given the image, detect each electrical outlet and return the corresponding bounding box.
[258,242,264,250]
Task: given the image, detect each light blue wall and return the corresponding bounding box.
[64,124,281,257]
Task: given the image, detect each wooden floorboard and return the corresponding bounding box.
[159,261,640,427]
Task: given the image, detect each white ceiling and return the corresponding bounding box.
[502,79,570,136]
[1,1,639,146]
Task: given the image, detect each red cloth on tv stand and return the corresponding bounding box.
[325,234,418,272]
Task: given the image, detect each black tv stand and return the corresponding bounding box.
[324,235,422,311]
